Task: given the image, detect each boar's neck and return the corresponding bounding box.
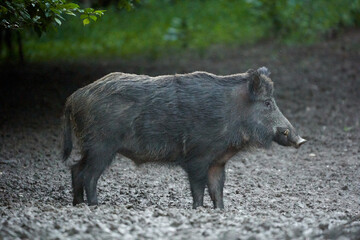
[223,83,253,150]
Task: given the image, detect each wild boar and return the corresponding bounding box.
[62,67,306,209]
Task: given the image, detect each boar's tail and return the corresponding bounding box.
[62,106,73,162]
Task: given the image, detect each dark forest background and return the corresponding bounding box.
[1,0,360,62]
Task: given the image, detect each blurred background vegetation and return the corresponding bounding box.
[1,0,360,62]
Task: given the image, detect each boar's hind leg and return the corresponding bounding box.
[207,164,225,209]
[82,147,116,206]
[71,161,85,205]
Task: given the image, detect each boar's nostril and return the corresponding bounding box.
[283,129,290,136]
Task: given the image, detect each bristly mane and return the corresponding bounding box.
[173,71,251,87]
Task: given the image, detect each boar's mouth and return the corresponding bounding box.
[274,127,307,148]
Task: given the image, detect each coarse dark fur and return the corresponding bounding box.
[62,67,304,209]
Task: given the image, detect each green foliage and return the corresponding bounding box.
[0,0,106,35]
[80,9,106,26]
[7,0,360,61]
[248,0,360,42]
[22,0,263,60]
[117,0,140,11]
[163,17,191,48]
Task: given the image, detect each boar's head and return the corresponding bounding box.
[241,67,306,149]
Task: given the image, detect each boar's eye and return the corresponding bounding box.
[264,100,272,109]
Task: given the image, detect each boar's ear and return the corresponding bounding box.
[248,72,264,98]
[257,66,271,77]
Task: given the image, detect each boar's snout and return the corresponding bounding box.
[274,127,307,149]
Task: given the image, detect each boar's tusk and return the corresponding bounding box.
[283,129,290,136]
[295,137,307,148]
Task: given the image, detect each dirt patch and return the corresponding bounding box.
[0,30,360,239]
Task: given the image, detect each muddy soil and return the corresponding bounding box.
[0,30,360,240]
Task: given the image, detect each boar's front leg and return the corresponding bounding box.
[207,163,225,209]
[183,159,210,209]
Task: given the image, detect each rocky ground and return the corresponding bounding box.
[0,30,360,239]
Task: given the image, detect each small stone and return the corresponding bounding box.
[309,153,316,157]
[318,222,328,230]
[202,230,210,237]
[171,221,182,227]
[221,230,240,240]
